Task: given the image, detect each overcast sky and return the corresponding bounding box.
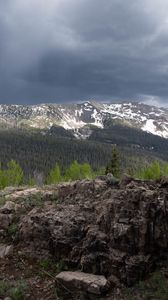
[0,0,168,105]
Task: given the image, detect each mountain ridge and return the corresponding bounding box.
[0,101,168,139]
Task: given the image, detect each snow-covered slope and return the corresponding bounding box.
[0,101,168,139]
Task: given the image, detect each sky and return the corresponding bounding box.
[0,0,168,106]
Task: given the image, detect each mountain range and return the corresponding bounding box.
[0,101,168,139]
[0,100,168,177]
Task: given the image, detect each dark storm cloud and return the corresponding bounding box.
[0,0,168,105]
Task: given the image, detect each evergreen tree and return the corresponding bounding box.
[105,145,120,178]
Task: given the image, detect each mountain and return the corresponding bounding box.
[0,101,168,139]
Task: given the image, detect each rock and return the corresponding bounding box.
[96,173,119,187]
[160,176,168,188]
[56,271,108,295]
[0,214,13,230]
[106,173,119,187]
[4,297,12,300]
[108,274,121,288]
[0,201,15,214]
[2,178,168,288]
[0,244,13,258]
[119,174,134,188]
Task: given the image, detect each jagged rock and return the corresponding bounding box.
[96,173,119,187]
[160,176,168,188]
[0,214,13,230]
[119,173,134,188]
[56,271,108,295]
[3,178,168,287]
[0,244,13,258]
[0,201,15,214]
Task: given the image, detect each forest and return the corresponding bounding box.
[0,126,167,180]
[0,147,168,189]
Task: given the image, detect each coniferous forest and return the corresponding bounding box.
[0,126,168,185]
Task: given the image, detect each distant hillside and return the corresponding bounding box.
[0,128,167,178]
[0,101,168,139]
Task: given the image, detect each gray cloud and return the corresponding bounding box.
[0,0,168,105]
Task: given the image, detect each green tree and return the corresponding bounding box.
[65,160,81,181]
[162,163,168,176]
[27,177,36,186]
[138,160,161,180]
[105,145,120,178]
[80,163,93,179]
[0,163,8,189]
[6,160,24,186]
[46,164,62,184]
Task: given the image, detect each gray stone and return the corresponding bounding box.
[0,244,13,258]
[0,201,15,214]
[0,214,13,230]
[56,271,108,295]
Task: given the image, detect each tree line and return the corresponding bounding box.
[0,159,104,189]
[1,146,168,189]
[0,128,166,180]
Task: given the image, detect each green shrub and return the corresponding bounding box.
[0,160,23,189]
[46,163,62,184]
[138,160,161,180]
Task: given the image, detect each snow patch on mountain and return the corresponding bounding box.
[0,101,168,139]
[142,119,157,135]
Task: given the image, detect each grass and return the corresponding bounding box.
[0,280,28,300]
[39,259,51,270]
[24,192,44,207]
[7,223,18,237]
[9,281,28,300]
[124,271,168,300]
[56,259,68,272]
[16,191,59,208]
[36,258,69,280]
[0,280,10,296]
[0,196,6,207]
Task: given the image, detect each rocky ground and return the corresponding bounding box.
[0,175,168,299]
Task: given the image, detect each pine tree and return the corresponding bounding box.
[105,145,120,178]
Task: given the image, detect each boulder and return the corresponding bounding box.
[56,271,108,295]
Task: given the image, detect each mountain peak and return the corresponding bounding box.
[0,101,168,139]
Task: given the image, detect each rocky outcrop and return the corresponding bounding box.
[1,176,168,297]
